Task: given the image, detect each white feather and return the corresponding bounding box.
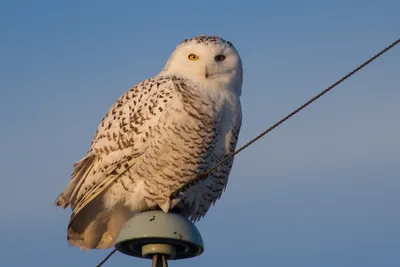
[55,36,243,249]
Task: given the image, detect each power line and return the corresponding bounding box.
[96,249,117,267]
[96,37,399,267]
[170,37,400,199]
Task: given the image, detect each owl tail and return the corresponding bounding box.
[67,200,132,250]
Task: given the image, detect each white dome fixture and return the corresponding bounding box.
[115,210,204,267]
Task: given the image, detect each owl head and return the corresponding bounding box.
[161,36,243,95]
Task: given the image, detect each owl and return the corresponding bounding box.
[55,35,243,250]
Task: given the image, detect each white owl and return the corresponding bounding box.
[55,36,243,250]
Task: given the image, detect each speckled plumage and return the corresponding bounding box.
[55,36,243,250]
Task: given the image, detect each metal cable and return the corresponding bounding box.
[96,38,399,267]
[96,249,117,267]
[170,37,400,199]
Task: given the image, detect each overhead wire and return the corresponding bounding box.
[96,249,117,267]
[171,37,400,199]
[96,37,399,267]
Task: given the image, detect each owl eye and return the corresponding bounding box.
[188,54,199,61]
[215,55,225,62]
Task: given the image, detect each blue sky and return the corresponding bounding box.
[0,0,399,266]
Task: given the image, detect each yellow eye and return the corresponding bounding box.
[215,55,225,61]
[188,54,199,61]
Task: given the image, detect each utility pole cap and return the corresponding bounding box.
[115,210,204,260]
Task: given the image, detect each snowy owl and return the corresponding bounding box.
[55,35,243,250]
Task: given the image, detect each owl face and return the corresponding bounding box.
[162,36,243,92]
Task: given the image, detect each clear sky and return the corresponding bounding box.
[0,0,399,266]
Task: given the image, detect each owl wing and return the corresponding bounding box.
[55,76,182,220]
[181,96,242,221]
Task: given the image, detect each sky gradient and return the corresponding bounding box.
[0,1,399,266]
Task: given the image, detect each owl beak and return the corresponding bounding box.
[205,66,219,79]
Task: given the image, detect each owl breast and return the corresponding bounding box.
[102,79,237,216]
